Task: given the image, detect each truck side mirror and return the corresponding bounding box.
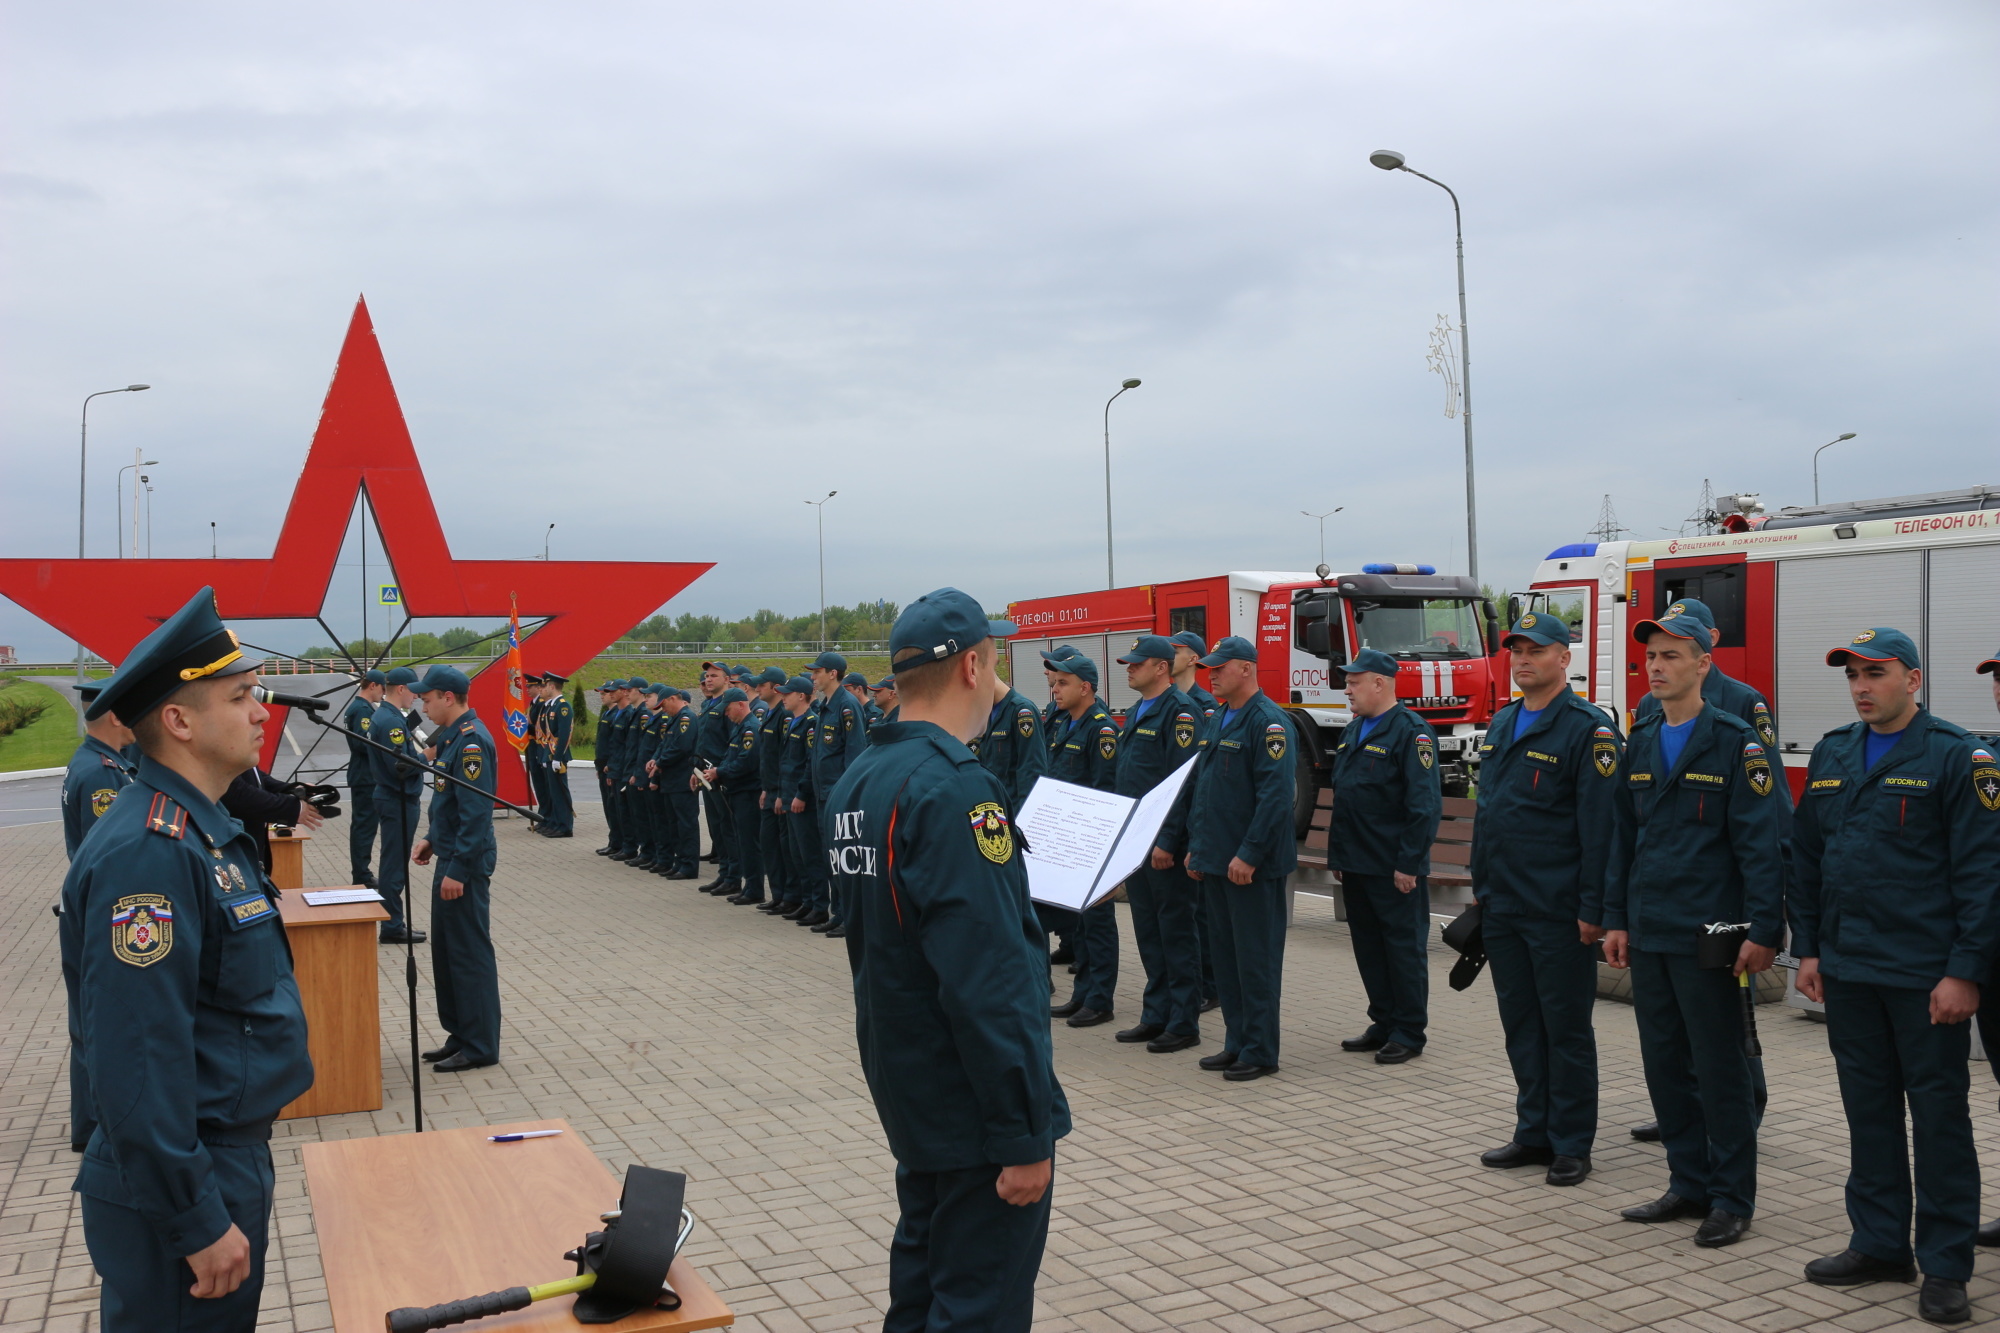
[1506,594,1523,626]
[1303,621,1332,655]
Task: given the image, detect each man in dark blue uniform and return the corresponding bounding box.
[1186,636,1296,1081]
[593,680,628,857]
[339,668,384,884]
[871,676,899,728]
[1791,629,2000,1325]
[652,689,699,878]
[631,685,670,869]
[612,677,651,863]
[707,689,768,907]
[694,665,739,892]
[1600,605,1786,1251]
[1045,650,1121,1027]
[1109,635,1206,1052]
[1472,613,1619,1187]
[522,671,547,823]
[757,674,796,911]
[536,673,575,838]
[411,665,502,1072]
[1170,630,1221,1012]
[771,678,827,920]
[810,650,870,932]
[366,666,425,945]
[62,587,313,1331]
[1325,648,1442,1066]
[62,681,138,860]
[826,588,1068,1333]
[1035,645,1085,969]
[845,670,883,733]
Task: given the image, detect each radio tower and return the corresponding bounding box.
[1588,495,1630,543]
[1681,478,1720,535]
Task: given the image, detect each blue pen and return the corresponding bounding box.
[487,1129,563,1143]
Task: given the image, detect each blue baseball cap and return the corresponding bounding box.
[1117,634,1177,665]
[385,666,420,687]
[1045,652,1099,688]
[628,676,650,690]
[416,665,472,697]
[86,586,260,725]
[1978,649,2000,677]
[1169,631,1207,656]
[1827,627,1922,670]
[1502,611,1573,649]
[757,666,787,686]
[1633,607,1712,650]
[889,587,1017,674]
[1346,648,1400,678]
[1039,644,1082,668]
[843,671,869,688]
[647,683,668,697]
[810,651,849,673]
[1659,597,1717,631]
[718,686,749,705]
[362,668,388,686]
[1197,636,1257,668]
[780,676,812,695]
[871,676,896,691]
[602,677,627,691]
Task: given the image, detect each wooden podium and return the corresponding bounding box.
[278,890,390,1121]
[268,828,309,890]
[303,1119,733,1332]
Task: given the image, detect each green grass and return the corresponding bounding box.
[0,678,80,772]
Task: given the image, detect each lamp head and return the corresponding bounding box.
[1121,378,1141,390]
[1836,432,1856,441]
[1369,149,1406,171]
[126,384,150,392]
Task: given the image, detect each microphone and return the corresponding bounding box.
[253,685,331,713]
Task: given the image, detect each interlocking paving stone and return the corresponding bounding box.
[3,809,1998,1330]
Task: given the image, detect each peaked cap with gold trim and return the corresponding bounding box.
[86,585,258,724]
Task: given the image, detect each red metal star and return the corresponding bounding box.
[0,298,710,805]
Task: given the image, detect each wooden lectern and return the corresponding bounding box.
[268,828,309,890]
[278,890,390,1120]
[304,1119,733,1332]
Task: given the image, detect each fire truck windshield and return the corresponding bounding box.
[1351,597,1484,660]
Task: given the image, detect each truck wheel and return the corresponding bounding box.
[1293,745,1318,839]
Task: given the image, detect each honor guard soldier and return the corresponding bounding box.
[339,668,385,884]
[1044,650,1121,1027]
[1109,636,1206,1053]
[1472,613,1620,1187]
[769,677,829,921]
[366,666,426,945]
[411,665,502,1072]
[1790,630,2000,1325]
[1599,604,1786,1251]
[1325,648,1443,1066]
[61,587,312,1332]
[537,673,575,837]
[757,672,796,911]
[592,680,628,857]
[62,681,138,860]
[521,671,547,821]
[653,689,699,878]
[694,664,738,887]
[707,688,767,907]
[977,661,1047,817]
[810,650,870,932]
[1185,636,1297,1081]
[825,588,1068,1333]
[1975,647,2000,1254]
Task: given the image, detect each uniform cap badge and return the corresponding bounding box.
[90,787,119,819]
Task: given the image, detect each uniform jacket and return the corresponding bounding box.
[757,701,789,792]
[60,757,312,1256]
[826,720,1072,1172]
[367,699,425,798]
[717,712,762,793]
[62,736,137,860]
[811,688,870,802]
[601,705,631,785]
[1187,691,1298,877]
[1472,692,1622,921]
[779,709,815,805]
[626,707,661,787]
[1048,700,1119,792]
[1186,683,1220,728]
[976,688,1048,817]
[695,696,733,767]
[1602,705,1787,952]
[1325,703,1441,877]
[1790,709,2000,987]
[654,706,696,778]
[1114,686,1205,855]
[341,695,377,786]
[425,710,498,883]
[543,694,573,767]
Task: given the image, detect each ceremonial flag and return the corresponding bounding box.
[502,593,530,753]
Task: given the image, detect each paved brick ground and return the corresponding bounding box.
[3,807,1998,1331]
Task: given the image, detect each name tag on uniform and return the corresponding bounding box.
[1681,771,1725,786]
[1363,744,1388,756]
[1626,772,1653,785]
[1136,728,1156,737]
[1218,739,1241,750]
[1881,775,1932,792]
[1809,778,1843,793]
[1525,750,1560,765]
[220,890,278,929]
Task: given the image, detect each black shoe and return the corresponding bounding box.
[1066,963,1078,974]
[795,909,829,927]
[824,925,847,939]
[629,860,656,871]
[1374,1042,1419,1065]
[1197,1050,1240,1071]
[1547,1156,1592,1187]
[1694,1209,1750,1248]
[665,869,696,880]
[1048,944,1075,965]
[1340,1033,1387,1052]
[1978,1218,2000,1247]
[1804,1249,1918,1286]
[810,919,838,933]
[379,928,427,944]
[1480,1142,1555,1169]
[697,877,728,892]
[596,845,614,855]
[1116,1023,1165,1044]
[701,851,719,862]
[432,1053,497,1072]
[1223,1062,1277,1082]
[421,1046,457,1062]
[757,900,789,914]
[1919,1276,1972,1324]
[1621,1193,1711,1223]
[1050,999,1084,1019]
[1066,1008,1114,1028]
[547,829,573,838]
[609,851,634,862]
[705,880,741,897]
[1630,1120,1662,1143]
[1147,1031,1200,1053]
[780,903,812,920]
[1199,996,1220,1013]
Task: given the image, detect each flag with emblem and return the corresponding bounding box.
[501,593,530,753]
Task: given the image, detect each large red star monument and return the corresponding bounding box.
[0,298,711,807]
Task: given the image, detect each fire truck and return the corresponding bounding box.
[1517,484,2000,795]
[1005,566,1510,827]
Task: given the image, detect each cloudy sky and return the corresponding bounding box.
[2,1,1993,657]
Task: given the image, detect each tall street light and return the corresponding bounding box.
[143,478,154,558]
[77,383,150,683]
[1103,378,1141,588]
[117,453,160,556]
[1812,433,1858,505]
[543,523,556,560]
[1370,148,1480,587]
[1301,506,1344,571]
[805,491,838,649]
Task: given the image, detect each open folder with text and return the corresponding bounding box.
[1015,758,1200,912]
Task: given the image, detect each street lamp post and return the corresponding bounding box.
[543,523,555,560]
[1301,506,1344,570]
[77,383,150,683]
[143,479,154,557]
[1103,378,1141,588]
[116,453,161,557]
[805,491,838,649]
[1370,149,1480,587]
[1812,433,1858,505]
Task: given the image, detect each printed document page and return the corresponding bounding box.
[1016,779,1133,911]
[1094,757,1200,908]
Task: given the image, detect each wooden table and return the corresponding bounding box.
[269,829,309,890]
[303,1119,733,1332]
[278,890,390,1121]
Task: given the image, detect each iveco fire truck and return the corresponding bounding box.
[1006,566,1508,826]
[1518,484,2000,796]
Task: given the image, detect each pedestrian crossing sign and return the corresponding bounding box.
[378,583,401,606]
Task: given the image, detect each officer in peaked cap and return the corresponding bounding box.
[366,666,426,944]
[1044,649,1122,1027]
[1790,630,1999,1324]
[808,650,870,931]
[60,587,312,1331]
[1185,636,1297,1081]
[339,669,386,886]
[1324,648,1442,1067]
[1470,612,1620,1187]
[823,588,1069,1332]
[62,680,138,862]
[536,673,575,837]
[411,665,502,1072]
[522,672,547,823]
[1599,603,1785,1252]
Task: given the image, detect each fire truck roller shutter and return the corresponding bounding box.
[1775,550,1924,752]
[1014,635,1144,713]
[1923,543,2000,731]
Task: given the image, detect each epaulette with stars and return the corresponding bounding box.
[143,792,189,840]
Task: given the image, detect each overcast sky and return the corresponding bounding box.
[3,1,1994,658]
